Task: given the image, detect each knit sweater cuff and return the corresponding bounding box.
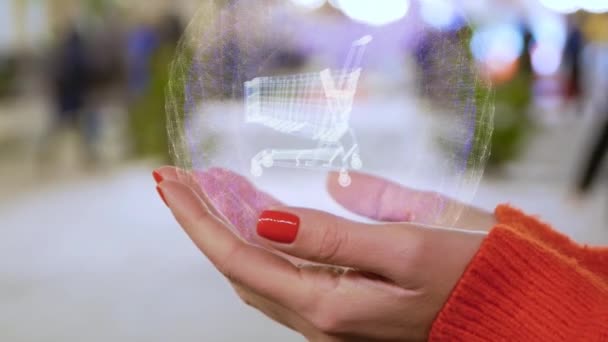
[429,225,608,341]
[495,204,608,281]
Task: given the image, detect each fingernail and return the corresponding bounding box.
[156,186,168,206]
[257,210,300,244]
[152,170,163,184]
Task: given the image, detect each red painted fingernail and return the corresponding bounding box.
[257,210,300,244]
[156,186,168,206]
[152,170,163,184]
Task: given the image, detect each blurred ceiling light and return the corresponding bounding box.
[539,0,608,13]
[580,0,608,13]
[419,0,460,30]
[528,14,567,76]
[538,0,579,14]
[471,24,524,72]
[290,0,327,10]
[531,43,562,76]
[336,0,410,26]
[530,13,567,49]
[327,0,341,8]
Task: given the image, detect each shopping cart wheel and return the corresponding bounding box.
[351,154,362,170]
[262,154,274,168]
[338,171,351,187]
[251,163,263,177]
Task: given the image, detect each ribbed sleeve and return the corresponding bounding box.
[429,206,608,341]
[496,205,608,282]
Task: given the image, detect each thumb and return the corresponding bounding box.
[327,171,495,230]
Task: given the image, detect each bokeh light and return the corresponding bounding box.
[539,0,608,14]
[471,23,524,73]
[335,0,411,26]
[529,13,567,76]
[290,0,327,10]
[581,0,608,13]
[419,0,461,30]
[531,43,563,76]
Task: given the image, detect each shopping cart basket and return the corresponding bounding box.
[244,35,372,186]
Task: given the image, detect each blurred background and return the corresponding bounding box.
[0,0,607,341]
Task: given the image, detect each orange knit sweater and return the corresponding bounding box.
[430,205,608,341]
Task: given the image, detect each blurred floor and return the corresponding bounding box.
[0,163,301,342]
[0,98,606,341]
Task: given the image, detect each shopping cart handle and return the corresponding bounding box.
[353,35,373,46]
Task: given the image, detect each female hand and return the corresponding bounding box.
[154,167,494,341]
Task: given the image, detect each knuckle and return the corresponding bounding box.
[425,191,446,215]
[310,305,345,334]
[215,241,243,283]
[316,219,347,263]
[242,298,254,308]
[192,205,212,226]
[239,293,255,308]
[376,182,395,220]
[393,284,416,303]
[394,229,426,272]
[233,286,254,307]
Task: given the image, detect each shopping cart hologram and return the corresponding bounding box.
[244,35,372,187]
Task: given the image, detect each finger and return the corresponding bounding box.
[158,179,309,311]
[256,207,429,279]
[154,165,190,184]
[157,167,312,264]
[155,166,283,240]
[198,169,313,265]
[197,167,281,221]
[257,206,486,293]
[154,166,230,226]
[194,168,281,242]
[327,171,495,230]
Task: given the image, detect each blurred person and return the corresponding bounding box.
[575,13,608,194]
[38,25,99,166]
[152,166,608,341]
[84,12,128,146]
[577,103,608,195]
[52,27,87,130]
[126,20,158,98]
[564,16,585,109]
